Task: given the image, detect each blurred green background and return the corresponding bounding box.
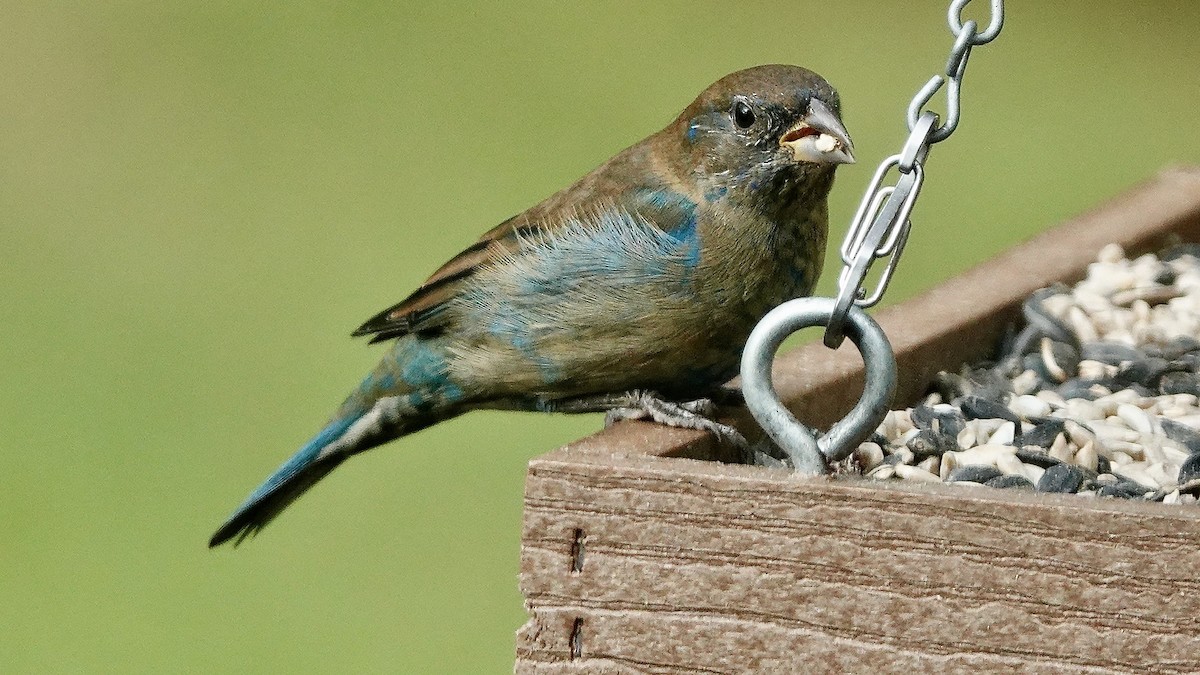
[3,2,1198,672]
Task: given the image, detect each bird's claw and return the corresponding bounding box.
[604,392,748,449]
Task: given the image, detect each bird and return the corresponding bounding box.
[209,64,854,547]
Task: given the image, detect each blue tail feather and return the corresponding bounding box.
[210,336,462,547]
[240,416,357,508]
[209,414,361,547]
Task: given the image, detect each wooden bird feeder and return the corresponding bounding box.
[514,167,1200,673]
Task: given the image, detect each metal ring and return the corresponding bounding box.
[907,76,942,132]
[899,112,937,173]
[906,75,959,143]
[824,274,860,349]
[741,297,898,474]
[949,0,1004,45]
[945,19,976,78]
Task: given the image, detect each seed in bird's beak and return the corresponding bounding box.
[781,98,855,165]
[814,134,839,154]
[780,126,854,165]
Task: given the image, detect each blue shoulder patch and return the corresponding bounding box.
[704,186,728,203]
[460,189,708,385]
[636,188,700,268]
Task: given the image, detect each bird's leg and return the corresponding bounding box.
[545,390,748,449]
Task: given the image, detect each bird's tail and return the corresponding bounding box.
[209,336,464,547]
[208,414,362,547]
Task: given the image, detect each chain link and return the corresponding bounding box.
[823,0,1004,348]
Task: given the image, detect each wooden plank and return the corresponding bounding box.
[516,167,1200,673]
[520,462,1200,673]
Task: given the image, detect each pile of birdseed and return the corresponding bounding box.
[855,243,1200,504]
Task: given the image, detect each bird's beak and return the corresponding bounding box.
[779,99,855,165]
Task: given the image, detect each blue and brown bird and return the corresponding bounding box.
[210,64,854,546]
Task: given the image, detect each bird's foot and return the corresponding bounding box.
[603,391,748,449]
[542,390,748,449]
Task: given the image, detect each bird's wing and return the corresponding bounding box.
[352,146,691,344]
[351,213,539,343]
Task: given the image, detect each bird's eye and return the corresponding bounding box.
[731,100,756,129]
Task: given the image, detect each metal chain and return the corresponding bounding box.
[741,0,1006,473]
[823,0,1005,348]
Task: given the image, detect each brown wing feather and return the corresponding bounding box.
[352,215,532,341]
[352,140,658,342]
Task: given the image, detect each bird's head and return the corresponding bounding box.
[671,64,853,206]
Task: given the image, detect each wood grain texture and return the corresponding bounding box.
[517,167,1200,674]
